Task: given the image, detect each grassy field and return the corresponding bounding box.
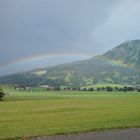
[82,83,128,88]
[0,87,140,139]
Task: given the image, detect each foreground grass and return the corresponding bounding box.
[0,90,140,139]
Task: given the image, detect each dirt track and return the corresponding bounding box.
[31,128,140,140]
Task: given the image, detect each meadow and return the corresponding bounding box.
[0,87,140,139]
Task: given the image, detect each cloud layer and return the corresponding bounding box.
[0,0,140,75]
[0,0,116,66]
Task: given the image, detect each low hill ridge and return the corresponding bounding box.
[1,40,140,86]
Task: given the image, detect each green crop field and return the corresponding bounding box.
[0,87,140,139]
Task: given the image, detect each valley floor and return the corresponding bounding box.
[1,89,140,139]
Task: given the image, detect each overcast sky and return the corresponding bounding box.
[0,0,140,76]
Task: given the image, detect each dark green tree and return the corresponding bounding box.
[114,87,119,91]
[88,87,94,91]
[101,87,106,91]
[122,86,128,92]
[106,86,113,92]
[0,87,5,100]
[97,87,101,91]
[137,88,140,92]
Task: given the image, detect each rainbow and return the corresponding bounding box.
[0,52,97,69]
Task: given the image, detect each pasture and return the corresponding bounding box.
[0,87,140,139]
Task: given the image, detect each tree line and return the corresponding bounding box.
[60,86,140,92]
[81,86,140,92]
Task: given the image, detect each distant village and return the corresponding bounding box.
[8,84,140,92]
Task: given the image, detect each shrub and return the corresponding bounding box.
[88,87,94,91]
[127,87,135,91]
[122,86,128,92]
[0,87,5,100]
[106,86,113,92]
[137,89,140,92]
[97,87,101,91]
[101,87,106,91]
[114,87,119,91]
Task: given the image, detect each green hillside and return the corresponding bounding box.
[1,40,140,86]
[103,40,140,68]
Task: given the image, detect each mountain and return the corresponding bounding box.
[1,40,140,87]
[103,40,140,68]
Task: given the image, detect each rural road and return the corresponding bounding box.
[31,128,140,140]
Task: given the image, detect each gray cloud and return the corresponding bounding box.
[1,0,140,75]
[0,0,117,66]
[92,0,140,52]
